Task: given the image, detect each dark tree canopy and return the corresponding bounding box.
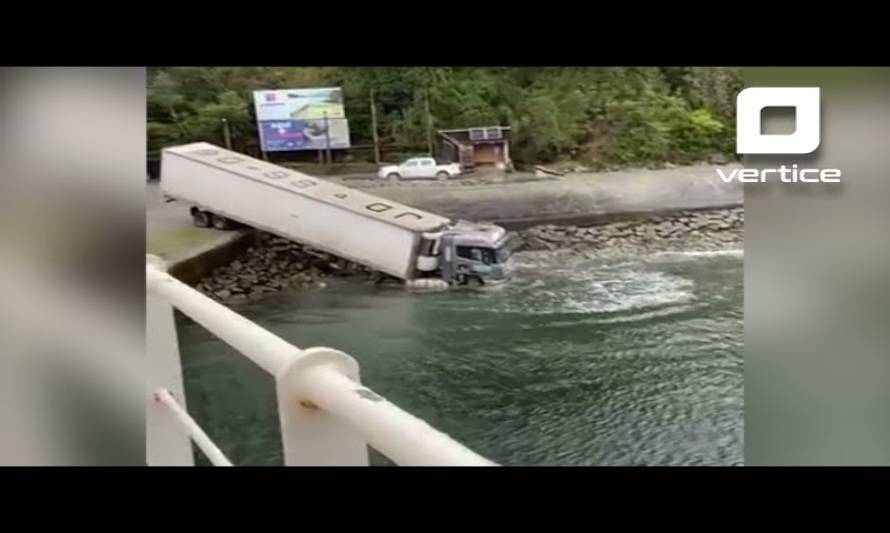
[147,67,741,169]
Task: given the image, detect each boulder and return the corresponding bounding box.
[709,153,731,165]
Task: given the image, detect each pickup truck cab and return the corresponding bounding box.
[378,158,461,181]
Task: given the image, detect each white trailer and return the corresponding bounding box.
[160,143,512,286]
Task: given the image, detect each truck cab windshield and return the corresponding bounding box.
[456,245,500,265]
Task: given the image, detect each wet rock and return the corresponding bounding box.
[709,153,731,165]
[515,207,744,260]
[539,232,562,243]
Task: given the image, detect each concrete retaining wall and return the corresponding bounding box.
[358,164,743,228]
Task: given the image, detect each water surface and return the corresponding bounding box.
[179,250,743,465]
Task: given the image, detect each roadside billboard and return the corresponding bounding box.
[253,88,351,152]
[259,118,351,152]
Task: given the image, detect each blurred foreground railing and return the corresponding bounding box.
[146,255,494,466]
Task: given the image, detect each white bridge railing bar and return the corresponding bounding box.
[153,388,233,466]
[146,255,495,467]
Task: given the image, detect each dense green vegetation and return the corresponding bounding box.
[148,67,741,169]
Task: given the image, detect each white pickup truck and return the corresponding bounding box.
[377,157,461,180]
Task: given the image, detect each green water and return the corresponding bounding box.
[178,250,743,466]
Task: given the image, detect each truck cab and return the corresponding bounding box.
[437,221,512,285]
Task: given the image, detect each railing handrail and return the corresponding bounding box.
[146,258,495,467]
[153,388,233,466]
[147,264,301,376]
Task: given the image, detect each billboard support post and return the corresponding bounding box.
[221,118,232,150]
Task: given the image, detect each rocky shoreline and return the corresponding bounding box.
[515,207,743,258]
[194,233,388,303]
[195,207,743,303]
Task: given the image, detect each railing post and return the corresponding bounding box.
[275,347,369,466]
[146,255,194,466]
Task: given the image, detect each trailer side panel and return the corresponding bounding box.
[161,144,437,279]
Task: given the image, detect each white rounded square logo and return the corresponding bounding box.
[736,87,820,154]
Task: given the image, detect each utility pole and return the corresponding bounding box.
[424,89,434,157]
[370,88,381,164]
[221,118,232,150]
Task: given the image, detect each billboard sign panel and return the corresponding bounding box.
[254,88,346,121]
[259,118,351,152]
[254,87,350,151]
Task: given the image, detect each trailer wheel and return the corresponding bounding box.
[210,213,233,230]
[386,172,400,181]
[192,209,211,228]
[436,171,450,181]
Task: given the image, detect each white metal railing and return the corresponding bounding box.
[152,388,233,466]
[146,254,495,467]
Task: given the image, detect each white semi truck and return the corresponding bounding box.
[160,142,512,287]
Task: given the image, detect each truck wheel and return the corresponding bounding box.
[386,173,400,181]
[456,274,482,287]
[436,171,450,181]
[192,209,211,228]
[210,213,233,230]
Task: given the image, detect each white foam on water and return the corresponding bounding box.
[649,249,744,261]
[529,302,708,328]
[580,302,709,325]
[494,265,696,316]
[443,248,741,316]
